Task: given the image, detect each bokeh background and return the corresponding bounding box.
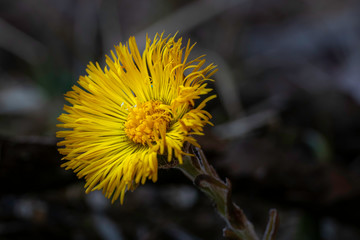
[1,0,360,239]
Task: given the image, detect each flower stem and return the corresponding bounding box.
[176,145,278,240]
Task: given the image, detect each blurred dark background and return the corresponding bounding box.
[1,0,360,239]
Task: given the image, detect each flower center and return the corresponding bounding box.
[125,100,172,145]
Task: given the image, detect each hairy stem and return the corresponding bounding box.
[176,145,278,240]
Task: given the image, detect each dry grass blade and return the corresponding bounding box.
[262,209,279,240]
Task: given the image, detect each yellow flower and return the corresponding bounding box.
[57,33,217,204]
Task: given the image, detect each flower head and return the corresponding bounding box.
[57,33,217,203]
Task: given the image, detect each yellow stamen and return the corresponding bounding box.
[125,100,172,145]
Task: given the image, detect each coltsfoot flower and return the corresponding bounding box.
[57,33,217,203]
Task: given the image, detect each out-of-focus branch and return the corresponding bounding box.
[135,0,247,47]
[0,18,47,64]
[213,109,277,139]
